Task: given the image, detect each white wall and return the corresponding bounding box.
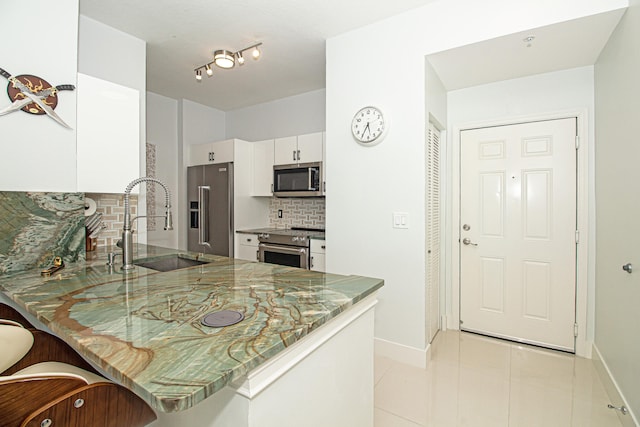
[0,0,79,191]
[594,0,640,420]
[147,92,179,249]
[326,0,625,356]
[78,14,147,241]
[182,100,226,145]
[447,66,596,344]
[226,89,326,141]
[425,60,447,128]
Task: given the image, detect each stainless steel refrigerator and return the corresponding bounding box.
[187,163,234,256]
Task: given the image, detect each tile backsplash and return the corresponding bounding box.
[268,198,325,229]
[86,193,137,248]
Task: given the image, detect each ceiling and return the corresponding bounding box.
[80,0,438,111]
[80,1,626,112]
[427,9,626,91]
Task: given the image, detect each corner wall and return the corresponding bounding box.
[326,0,625,357]
[594,0,640,421]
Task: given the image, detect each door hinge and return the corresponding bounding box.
[574,323,579,337]
[575,135,580,150]
[575,230,580,244]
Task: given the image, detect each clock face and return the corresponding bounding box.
[351,106,385,144]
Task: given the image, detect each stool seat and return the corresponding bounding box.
[0,324,34,373]
[14,361,109,385]
[0,319,156,427]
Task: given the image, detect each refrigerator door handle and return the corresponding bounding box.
[198,185,211,247]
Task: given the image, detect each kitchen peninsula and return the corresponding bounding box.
[0,245,383,427]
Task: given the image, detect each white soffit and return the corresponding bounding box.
[427,9,626,91]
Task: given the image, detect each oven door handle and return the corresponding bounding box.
[259,243,307,255]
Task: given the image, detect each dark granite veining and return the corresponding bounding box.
[0,192,85,273]
[0,244,383,412]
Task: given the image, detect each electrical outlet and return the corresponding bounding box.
[278,209,283,218]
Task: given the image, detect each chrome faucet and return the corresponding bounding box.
[121,177,173,271]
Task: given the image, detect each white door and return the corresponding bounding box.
[460,118,577,351]
[426,122,441,343]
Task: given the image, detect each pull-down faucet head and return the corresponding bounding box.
[121,177,173,271]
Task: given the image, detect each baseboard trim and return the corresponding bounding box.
[592,343,638,427]
[374,337,428,369]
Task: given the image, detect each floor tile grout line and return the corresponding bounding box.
[375,406,424,427]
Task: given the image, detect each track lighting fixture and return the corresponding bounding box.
[193,42,262,81]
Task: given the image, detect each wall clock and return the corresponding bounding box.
[351,106,387,146]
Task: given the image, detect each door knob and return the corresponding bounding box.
[462,238,478,246]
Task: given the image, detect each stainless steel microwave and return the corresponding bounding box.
[273,162,323,197]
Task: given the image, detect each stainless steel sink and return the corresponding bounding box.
[134,254,209,272]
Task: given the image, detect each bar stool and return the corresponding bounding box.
[0,321,156,427]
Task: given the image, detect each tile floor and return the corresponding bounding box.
[374,330,622,426]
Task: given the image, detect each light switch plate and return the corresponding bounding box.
[392,212,409,229]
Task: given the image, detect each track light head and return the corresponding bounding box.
[214,50,235,69]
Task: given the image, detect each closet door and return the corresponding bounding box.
[426,122,441,343]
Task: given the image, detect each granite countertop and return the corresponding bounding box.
[236,227,325,240]
[0,245,381,413]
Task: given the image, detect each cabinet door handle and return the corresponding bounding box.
[209,152,215,162]
[297,149,301,161]
[293,150,296,161]
[311,256,314,268]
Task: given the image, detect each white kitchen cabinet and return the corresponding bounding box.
[237,233,259,262]
[297,132,324,164]
[76,73,140,193]
[274,132,323,165]
[252,139,274,196]
[322,131,326,195]
[310,239,326,272]
[188,139,234,166]
[274,136,298,165]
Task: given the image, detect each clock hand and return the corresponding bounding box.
[363,122,371,137]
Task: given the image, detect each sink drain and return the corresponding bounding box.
[201,310,244,327]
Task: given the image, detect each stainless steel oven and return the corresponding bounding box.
[257,232,310,269]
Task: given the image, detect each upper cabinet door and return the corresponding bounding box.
[188,139,234,166]
[274,136,298,165]
[76,73,140,193]
[296,132,323,164]
[273,132,324,165]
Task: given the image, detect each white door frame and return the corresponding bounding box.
[446,108,591,357]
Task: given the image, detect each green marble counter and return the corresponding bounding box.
[0,245,383,413]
